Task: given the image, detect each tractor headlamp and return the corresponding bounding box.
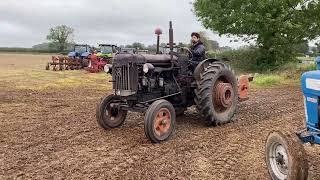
[104,64,112,73]
[115,90,121,96]
[143,64,149,73]
[104,65,109,73]
[143,63,154,73]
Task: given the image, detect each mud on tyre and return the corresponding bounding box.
[265,131,308,180]
[194,62,238,125]
[96,94,127,129]
[144,100,176,143]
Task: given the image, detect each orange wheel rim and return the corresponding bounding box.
[212,81,234,115]
[154,108,171,137]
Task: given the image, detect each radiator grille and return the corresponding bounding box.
[112,63,138,91]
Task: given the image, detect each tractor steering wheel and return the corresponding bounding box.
[181,47,194,60]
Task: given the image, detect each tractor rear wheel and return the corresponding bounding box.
[265,131,308,180]
[96,94,127,129]
[194,62,237,125]
[144,100,176,143]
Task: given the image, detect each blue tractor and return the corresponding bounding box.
[65,44,91,70]
[67,44,91,58]
[265,57,320,180]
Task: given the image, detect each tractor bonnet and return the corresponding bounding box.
[68,51,77,57]
[114,53,177,65]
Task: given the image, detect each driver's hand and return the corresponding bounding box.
[182,47,189,51]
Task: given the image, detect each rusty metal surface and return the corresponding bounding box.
[154,108,171,137]
[214,82,233,108]
[238,75,250,102]
[47,56,83,71]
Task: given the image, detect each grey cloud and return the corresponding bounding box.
[0,0,249,48]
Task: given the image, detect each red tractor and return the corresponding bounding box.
[85,44,118,73]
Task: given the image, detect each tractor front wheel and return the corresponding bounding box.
[144,100,176,143]
[96,94,127,129]
[265,131,308,180]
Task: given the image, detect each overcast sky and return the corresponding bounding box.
[0,0,249,48]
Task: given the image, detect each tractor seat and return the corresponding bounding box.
[141,54,177,63]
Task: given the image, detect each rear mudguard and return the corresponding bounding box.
[193,58,219,82]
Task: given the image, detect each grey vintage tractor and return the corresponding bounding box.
[96,22,250,143]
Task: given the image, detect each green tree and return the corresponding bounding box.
[310,46,318,55]
[198,32,220,51]
[316,41,320,54]
[178,42,190,47]
[208,40,219,50]
[146,44,157,51]
[194,0,320,69]
[199,31,211,50]
[160,43,167,47]
[293,41,309,54]
[46,25,74,52]
[126,42,145,50]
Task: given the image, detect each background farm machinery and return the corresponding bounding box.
[45,44,91,71]
[85,44,118,73]
[160,44,181,54]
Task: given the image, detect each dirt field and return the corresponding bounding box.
[1,53,319,179]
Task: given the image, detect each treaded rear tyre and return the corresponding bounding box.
[265,131,308,180]
[194,62,237,125]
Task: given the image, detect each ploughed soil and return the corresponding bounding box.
[1,84,320,179]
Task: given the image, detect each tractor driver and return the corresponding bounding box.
[189,32,206,61]
[182,32,206,70]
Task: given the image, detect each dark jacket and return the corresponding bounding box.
[190,41,206,61]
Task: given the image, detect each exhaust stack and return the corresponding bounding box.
[169,21,174,60]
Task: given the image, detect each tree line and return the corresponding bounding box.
[0,25,230,54]
[42,25,228,52]
[194,0,320,70]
